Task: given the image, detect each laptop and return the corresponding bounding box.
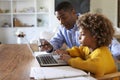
[35,52,68,67]
[26,40,68,67]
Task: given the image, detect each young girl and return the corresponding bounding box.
[55,13,117,78]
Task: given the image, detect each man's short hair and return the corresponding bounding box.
[55,1,74,12]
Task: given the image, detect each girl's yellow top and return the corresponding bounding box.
[67,46,117,78]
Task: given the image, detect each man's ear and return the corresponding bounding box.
[71,9,76,14]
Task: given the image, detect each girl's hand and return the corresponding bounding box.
[55,49,71,62]
[55,49,69,55]
[60,54,71,62]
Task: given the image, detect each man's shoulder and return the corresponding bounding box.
[111,38,120,47]
[112,38,120,43]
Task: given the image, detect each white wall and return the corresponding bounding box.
[90,0,118,26]
[0,28,16,44]
[90,0,120,38]
[0,27,42,44]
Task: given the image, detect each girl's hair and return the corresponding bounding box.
[76,13,115,47]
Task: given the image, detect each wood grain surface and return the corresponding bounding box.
[0,44,39,80]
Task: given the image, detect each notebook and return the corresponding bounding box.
[30,66,92,80]
[34,52,68,67]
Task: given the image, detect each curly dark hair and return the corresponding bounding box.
[76,13,115,47]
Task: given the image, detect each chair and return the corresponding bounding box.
[97,60,120,80]
[97,72,120,80]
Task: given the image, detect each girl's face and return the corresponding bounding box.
[79,28,97,49]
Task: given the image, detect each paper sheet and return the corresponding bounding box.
[30,66,91,80]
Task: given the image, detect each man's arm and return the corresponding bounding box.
[50,26,65,50]
[109,38,120,60]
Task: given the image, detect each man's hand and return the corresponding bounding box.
[38,39,53,52]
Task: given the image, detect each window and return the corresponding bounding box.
[55,0,90,14]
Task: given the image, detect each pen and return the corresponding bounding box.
[38,44,49,47]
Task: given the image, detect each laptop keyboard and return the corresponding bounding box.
[37,54,58,64]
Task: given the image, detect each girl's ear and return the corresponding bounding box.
[93,35,97,40]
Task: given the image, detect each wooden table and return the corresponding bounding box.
[0,44,39,80]
[0,44,96,80]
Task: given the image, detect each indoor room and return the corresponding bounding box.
[0,0,120,80]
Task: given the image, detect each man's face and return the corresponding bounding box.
[55,9,75,30]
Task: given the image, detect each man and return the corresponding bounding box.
[40,1,80,52]
[109,38,120,60]
[40,1,120,60]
